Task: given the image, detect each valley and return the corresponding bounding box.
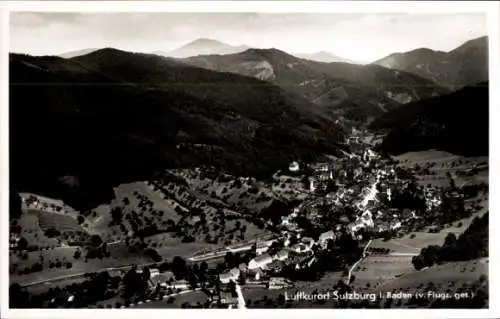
[8,26,490,310]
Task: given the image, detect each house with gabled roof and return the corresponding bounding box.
[248,253,273,270]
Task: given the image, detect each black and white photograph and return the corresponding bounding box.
[1,1,498,317]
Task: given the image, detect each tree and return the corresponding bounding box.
[122,269,147,299]
[17,237,28,251]
[143,267,151,281]
[111,207,123,224]
[227,280,236,296]
[10,283,30,308]
[171,256,187,279]
[91,235,103,247]
[10,192,23,219]
[443,233,457,247]
[411,255,425,270]
[238,273,246,285]
[77,215,85,224]
[224,252,234,268]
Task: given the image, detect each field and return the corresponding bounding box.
[350,255,416,292]
[30,210,85,233]
[87,181,183,243]
[374,195,488,253]
[15,213,59,249]
[10,242,153,286]
[377,258,488,292]
[114,182,181,222]
[395,150,488,188]
[133,290,209,308]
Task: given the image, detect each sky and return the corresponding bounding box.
[10,12,487,62]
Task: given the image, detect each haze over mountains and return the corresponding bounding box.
[294,51,359,64]
[373,36,488,88]
[57,38,358,64]
[58,48,99,59]
[153,38,250,58]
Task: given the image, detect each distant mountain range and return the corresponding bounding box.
[373,82,488,156]
[180,47,447,126]
[10,49,347,210]
[154,38,249,58]
[58,48,99,59]
[295,51,359,64]
[373,36,488,88]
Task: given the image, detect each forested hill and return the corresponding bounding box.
[374,82,488,156]
[10,50,346,210]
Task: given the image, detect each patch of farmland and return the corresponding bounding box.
[10,245,150,286]
[16,213,59,249]
[25,277,88,295]
[351,255,416,291]
[167,168,308,215]
[143,232,223,260]
[115,182,180,221]
[395,150,488,188]
[29,209,85,233]
[134,290,209,308]
[395,150,485,164]
[375,196,488,253]
[87,181,184,241]
[377,258,488,293]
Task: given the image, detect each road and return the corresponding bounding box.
[235,284,247,309]
[345,239,372,284]
[388,252,419,257]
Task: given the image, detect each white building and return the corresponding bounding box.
[269,277,290,290]
[165,279,189,290]
[390,221,402,230]
[289,161,300,172]
[318,230,336,248]
[291,243,310,254]
[151,272,175,287]
[149,268,160,278]
[300,237,315,249]
[248,253,273,270]
[274,249,290,261]
[220,268,240,284]
[309,178,316,192]
[255,240,273,255]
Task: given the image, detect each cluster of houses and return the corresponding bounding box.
[424,186,442,212]
[281,144,438,243]
[214,230,335,288]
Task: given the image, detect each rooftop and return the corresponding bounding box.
[253,253,272,263]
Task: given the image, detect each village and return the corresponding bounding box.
[9,129,485,310]
[120,138,449,309]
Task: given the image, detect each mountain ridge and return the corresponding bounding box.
[373,36,488,88]
[373,82,488,156]
[155,38,249,58]
[10,49,347,210]
[180,47,448,127]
